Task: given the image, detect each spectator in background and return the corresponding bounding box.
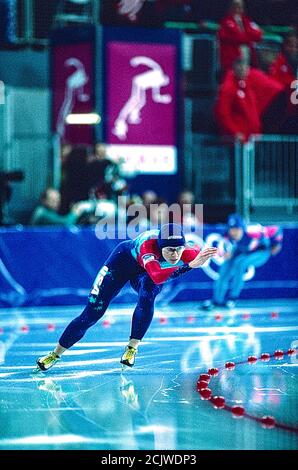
[115,0,194,26]
[140,190,157,224]
[141,191,170,227]
[60,146,89,214]
[218,0,263,77]
[60,142,73,166]
[269,32,298,87]
[202,213,283,310]
[214,58,284,142]
[87,143,128,202]
[125,194,149,232]
[117,0,146,22]
[149,203,169,228]
[142,190,158,213]
[155,0,195,22]
[174,190,201,228]
[268,32,298,133]
[31,188,88,226]
[257,46,278,74]
[87,143,116,199]
[142,190,158,203]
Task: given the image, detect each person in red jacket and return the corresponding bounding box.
[218,0,263,76]
[269,32,298,132]
[269,32,297,87]
[214,58,284,142]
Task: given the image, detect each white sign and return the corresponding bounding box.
[106,144,177,176]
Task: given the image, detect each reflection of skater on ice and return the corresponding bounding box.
[57,58,89,137]
[112,56,172,140]
[120,375,140,410]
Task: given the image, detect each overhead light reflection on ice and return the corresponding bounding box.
[0,435,124,445]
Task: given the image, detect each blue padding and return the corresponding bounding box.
[0,0,16,45]
[0,225,297,307]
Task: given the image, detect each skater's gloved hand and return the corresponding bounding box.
[271,245,282,256]
[188,247,217,268]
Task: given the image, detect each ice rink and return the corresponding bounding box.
[0,300,297,450]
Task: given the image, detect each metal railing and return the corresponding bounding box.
[183,33,219,94]
[12,0,100,46]
[1,86,52,224]
[184,132,298,222]
[242,135,298,220]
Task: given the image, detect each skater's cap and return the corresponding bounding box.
[158,223,186,249]
[227,214,245,229]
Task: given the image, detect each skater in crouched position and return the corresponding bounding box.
[37,224,217,370]
[202,214,283,310]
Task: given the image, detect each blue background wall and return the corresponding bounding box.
[0,224,297,307]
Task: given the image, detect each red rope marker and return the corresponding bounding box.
[287,348,296,356]
[199,388,212,400]
[187,315,196,324]
[231,405,245,418]
[196,380,209,391]
[225,361,236,370]
[260,352,270,361]
[208,367,219,376]
[199,373,211,383]
[261,416,276,429]
[212,396,225,409]
[248,355,258,363]
[242,312,250,320]
[274,349,284,359]
[196,347,297,433]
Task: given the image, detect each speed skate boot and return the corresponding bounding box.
[201,300,214,311]
[225,300,236,309]
[36,351,60,371]
[120,346,137,368]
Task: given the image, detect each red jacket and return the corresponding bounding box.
[269,53,296,87]
[218,14,263,73]
[138,238,200,285]
[215,68,283,141]
[269,53,297,116]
